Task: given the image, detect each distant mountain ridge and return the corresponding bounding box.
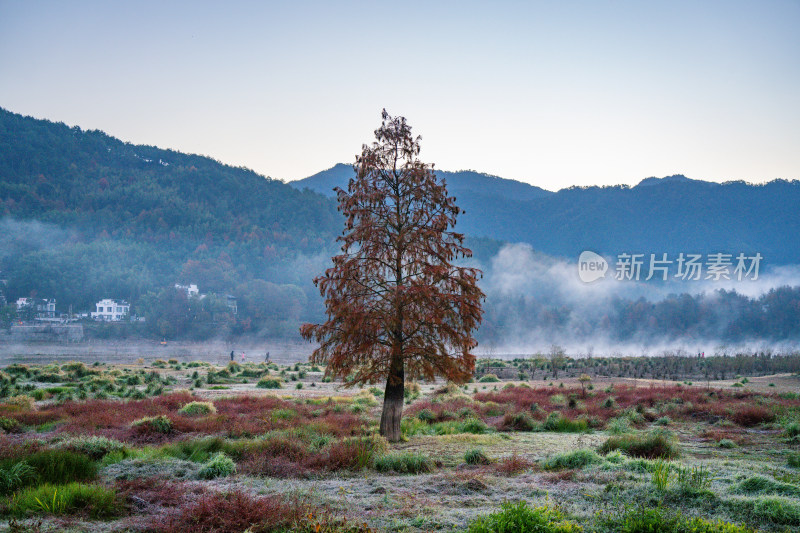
[293,163,552,202]
[292,165,800,264]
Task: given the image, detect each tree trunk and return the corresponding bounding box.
[380,352,404,442]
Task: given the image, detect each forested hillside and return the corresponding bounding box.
[0,108,341,338]
[294,165,800,264]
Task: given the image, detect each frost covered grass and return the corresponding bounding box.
[0,359,797,531]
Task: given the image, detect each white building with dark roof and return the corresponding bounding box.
[91,299,129,321]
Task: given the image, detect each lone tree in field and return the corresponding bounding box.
[301,110,484,441]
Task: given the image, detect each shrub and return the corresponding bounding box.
[604,506,755,533]
[17,450,98,484]
[542,412,589,433]
[132,415,173,434]
[197,452,236,480]
[4,395,35,410]
[599,431,680,459]
[733,476,800,497]
[256,378,283,389]
[479,374,500,383]
[30,389,47,401]
[179,401,217,416]
[240,367,267,378]
[161,436,231,463]
[374,452,434,474]
[417,409,436,422]
[541,449,602,471]
[502,411,537,432]
[58,436,127,460]
[718,438,737,449]
[784,421,800,440]
[654,416,671,426]
[323,435,389,471]
[651,459,672,490]
[746,496,800,527]
[495,454,534,475]
[0,416,21,433]
[0,461,35,495]
[401,417,431,437]
[9,482,121,518]
[730,405,775,427]
[675,464,711,492]
[606,417,631,435]
[787,452,800,468]
[462,418,490,434]
[466,501,580,533]
[550,394,566,406]
[465,448,491,465]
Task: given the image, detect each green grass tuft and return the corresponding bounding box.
[541,449,602,471]
[10,482,121,518]
[466,501,580,533]
[374,452,434,474]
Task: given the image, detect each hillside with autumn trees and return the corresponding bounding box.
[0,107,343,338]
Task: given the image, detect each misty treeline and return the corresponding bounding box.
[475,243,800,351]
[480,286,800,345]
[476,351,800,382]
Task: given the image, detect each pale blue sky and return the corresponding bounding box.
[1,1,798,189]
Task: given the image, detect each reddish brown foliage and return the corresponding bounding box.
[301,111,484,441]
[495,454,535,475]
[0,392,367,445]
[700,428,750,446]
[238,455,310,479]
[471,384,794,428]
[0,435,42,460]
[542,469,575,483]
[116,478,194,509]
[154,491,308,533]
[727,405,776,427]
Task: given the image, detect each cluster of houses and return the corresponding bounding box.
[14,297,130,323]
[10,283,237,324]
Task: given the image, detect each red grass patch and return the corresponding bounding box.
[700,428,750,446]
[152,491,326,533]
[0,435,42,460]
[158,491,300,532]
[495,454,536,475]
[116,478,197,509]
[471,384,792,428]
[727,405,776,427]
[0,392,367,445]
[541,469,575,482]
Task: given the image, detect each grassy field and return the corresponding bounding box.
[0,358,798,532]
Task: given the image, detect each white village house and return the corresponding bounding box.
[175,284,201,298]
[16,297,57,318]
[91,299,130,321]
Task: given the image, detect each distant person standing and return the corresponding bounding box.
[240,352,246,363]
[230,350,234,362]
[265,351,270,363]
